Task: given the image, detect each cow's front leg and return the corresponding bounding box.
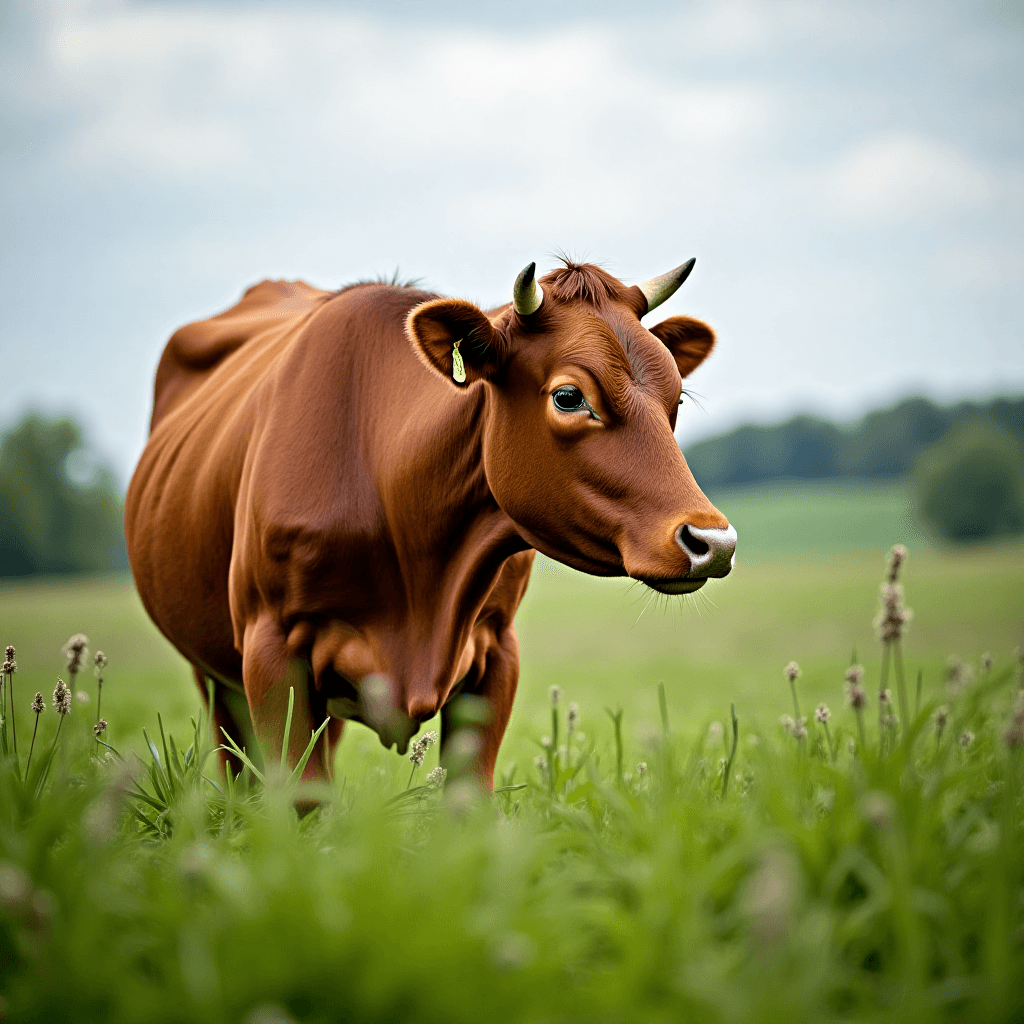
[441,626,520,792]
[241,612,332,784]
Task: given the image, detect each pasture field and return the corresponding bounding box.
[1,544,1021,784]
[1,481,1023,1023]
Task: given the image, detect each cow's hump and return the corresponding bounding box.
[150,279,330,432]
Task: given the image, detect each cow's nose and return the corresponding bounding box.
[676,522,737,578]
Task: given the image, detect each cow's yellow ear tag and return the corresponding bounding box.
[451,340,467,384]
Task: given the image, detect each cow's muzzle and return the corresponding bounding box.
[676,523,737,579]
[638,522,737,594]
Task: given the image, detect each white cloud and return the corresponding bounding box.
[824,132,996,222]
[14,2,776,194]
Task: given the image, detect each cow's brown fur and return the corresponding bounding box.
[125,262,731,789]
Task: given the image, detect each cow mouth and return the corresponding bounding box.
[641,577,707,595]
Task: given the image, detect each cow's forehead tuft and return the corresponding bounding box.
[540,261,633,307]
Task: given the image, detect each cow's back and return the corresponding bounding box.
[150,279,330,431]
[130,279,333,681]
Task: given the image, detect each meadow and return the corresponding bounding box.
[1,480,1022,1022]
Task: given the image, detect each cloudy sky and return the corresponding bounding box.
[2,0,1022,485]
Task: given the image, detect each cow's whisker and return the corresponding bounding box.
[634,589,658,626]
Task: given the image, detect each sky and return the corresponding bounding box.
[2,0,1023,486]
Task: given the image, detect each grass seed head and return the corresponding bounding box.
[933,704,949,738]
[30,693,44,714]
[886,544,907,583]
[93,719,107,738]
[407,729,438,766]
[426,766,447,786]
[4,645,14,661]
[779,715,806,739]
[549,685,562,706]
[1003,710,1024,750]
[63,634,89,677]
[784,661,800,683]
[844,664,865,685]
[2,659,15,675]
[959,730,974,749]
[636,762,647,775]
[567,702,579,731]
[815,704,831,724]
[946,657,976,695]
[875,583,912,643]
[845,680,867,711]
[52,678,72,716]
[878,688,891,705]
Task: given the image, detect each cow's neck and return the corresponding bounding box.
[378,383,528,689]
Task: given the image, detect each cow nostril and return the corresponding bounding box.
[674,521,738,578]
[678,525,709,557]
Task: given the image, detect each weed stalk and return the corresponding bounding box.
[606,706,624,785]
[721,703,738,797]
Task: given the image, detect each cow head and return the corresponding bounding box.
[407,259,736,593]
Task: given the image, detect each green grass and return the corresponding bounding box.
[1,617,1022,1023]
[705,478,933,556]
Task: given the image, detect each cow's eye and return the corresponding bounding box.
[552,386,586,412]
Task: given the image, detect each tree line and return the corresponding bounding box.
[0,414,127,577]
[684,395,1024,487]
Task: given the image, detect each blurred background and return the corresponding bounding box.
[0,1,1021,765]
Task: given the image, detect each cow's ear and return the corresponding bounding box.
[648,316,716,378]
[407,299,506,386]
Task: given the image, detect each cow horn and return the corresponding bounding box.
[638,258,696,314]
[513,262,543,316]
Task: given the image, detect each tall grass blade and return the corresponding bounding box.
[287,716,331,785]
[218,728,266,784]
[281,686,296,769]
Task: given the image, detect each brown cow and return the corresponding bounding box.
[125,259,736,789]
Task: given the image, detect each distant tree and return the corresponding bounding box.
[842,397,952,478]
[913,419,1024,543]
[0,414,127,576]
[684,394,1024,488]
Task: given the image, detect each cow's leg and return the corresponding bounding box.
[441,626,520,792]
[326,718,346,768]
[241,613,333,785]
[193,666,256,776]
